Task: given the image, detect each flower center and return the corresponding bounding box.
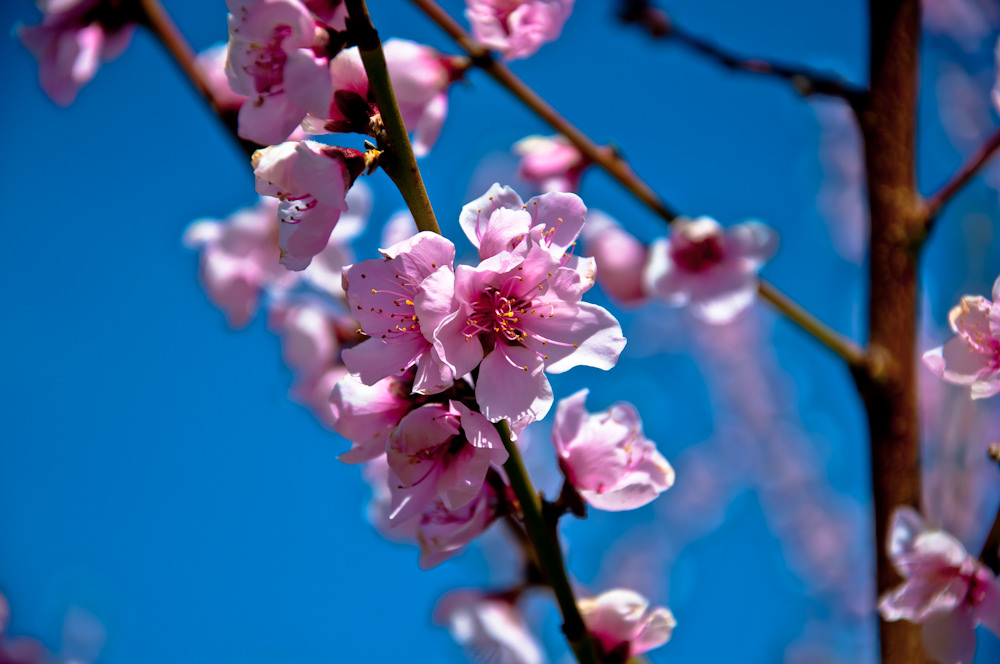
[671,235,724,272]
[464,287,530,344]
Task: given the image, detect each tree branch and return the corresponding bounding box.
[409,0,868,371]
[137,0,258,159]
[345,0,440,235]
[923,125,1000,231]
[980,502,1000,575]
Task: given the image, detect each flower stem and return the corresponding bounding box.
[344,0,441,235]
[137,0,258,159]
[495,420,601,664]
[409,0,868,371]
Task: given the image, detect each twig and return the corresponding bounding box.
[496,421,602,664]
[980,502,1000,575]
[617,1,866,104]
[345,0,440,234]
[409,0,868,371]
[923,125,1000,230]
[137,0,258,159]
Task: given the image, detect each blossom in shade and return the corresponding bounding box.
[514,134,588,193]
[183,197,292,328]
[434,591,545,664]
[18,0,137,106]
[578,589,676,662]
[552,389,673,511]
[305,39,459,157]
[581,210,649,306]
[341,231,458,393]
[878,507,1000,664]
[386,401,508,521]
[923,276,1000,399]
[330,371,417,463]
[644,216,778,324]
[196,42,249,113]
[225,0,332,145]
[466,0,575,60]
[0,591,47,664]
[252,140,366,271]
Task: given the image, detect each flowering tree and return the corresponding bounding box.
[5,0,1000,663]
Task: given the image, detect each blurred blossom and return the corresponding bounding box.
[380,210,417,249]
[330,371,417,464]
[513,134,588,193]
[878,507,1000,664]
[580,210,649,307]
[434,590,545,664]
[195,42,247,113]
[0,594,104,664]
[814,102,866,264]
[935,62,994,152]
[578,589,675,662]
[18,0,138,106]
[466,0,575,61]
[923,0,1000,53]
[552,389,673,511]
[644,216,778,324]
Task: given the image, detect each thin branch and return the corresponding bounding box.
[137,0,258,159]
[496,421,602,664]
[345,0,440,234]
[923,125,1000,229]
[980,502,1000,575]
[617,1,866,104]
[410,0,868,371]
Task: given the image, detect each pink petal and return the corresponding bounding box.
[476,344,553,425]
[525,190,587,256]
[631,607,677,656]
[459,184,525,252]
[524,301,626,374]
[921,608,977,664]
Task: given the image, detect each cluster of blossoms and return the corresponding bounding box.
[516,135,779,323]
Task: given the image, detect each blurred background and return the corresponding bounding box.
[2,0,1000,662]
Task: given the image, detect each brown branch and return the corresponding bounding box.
[923,125,1000,230]
[980,502,1000,575]
[616,1,866,104]
[137,0,258,159]
[854,1,927,663]
[409,0,868,371]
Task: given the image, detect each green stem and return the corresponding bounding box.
[344,0,440,235]
[496,421,602,664]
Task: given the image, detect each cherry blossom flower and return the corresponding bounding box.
[434,590,545,664]
[923,277,1000,399]
[552,389,673,511]
[386,401,508,521]
[514,134,588,193]
[578,589,676,662]
[878,507,1000,664]
[18,0,138,106]
[466,0,575,60]
[305,39,460,157]
[252,140,366,271]
[340,231,458,393]
[580,210,649,307]
[330,372,418,463]
[225,0,332,145]
[196,42,248,113]
[644,216,778,324]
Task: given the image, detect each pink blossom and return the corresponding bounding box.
[386,401,508,521]
[225,0,332,145]
[329,372,417,463]
[434,591,544,664]
[644,216,778,324]
[578,589,675,661]
[923,277,1000,399]
[878,507,1000,664]
[466,0,575,60]
[305,39,458,157]
[196,42,248,112]
[18,0,137,106]
[303,0,346,29]
[552,389,673,511]
[341,231,458,393]
[252,140,366,271]
[514,134,588,193]
[580,210,649,307]
[183,197,292,328]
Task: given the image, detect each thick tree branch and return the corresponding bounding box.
[854,1,927,662]
[410,0,868,371]
[923,125,1000,231]
[137,0,258,159]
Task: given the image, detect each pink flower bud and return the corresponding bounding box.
[466,0,575,61]
[581,210,649,306]
[514,134,588,193]
[434,591,544,663]
[578,589,675,660]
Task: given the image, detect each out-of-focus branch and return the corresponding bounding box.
[980,502,1000,575]
[496,421,602,664]
[923,125,1000,232]
[345,0,440,235]
[137,0,258,159]
[616,0,866,105]
[410,0,868,371]
[854,1,927,662]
